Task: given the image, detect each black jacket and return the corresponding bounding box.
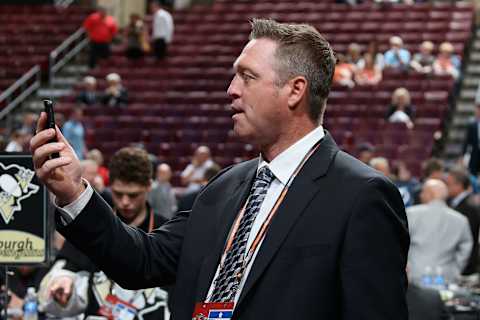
[463,120,480,174]
[58,132,410,320]
[56,208,168,319]
[452,193,480,275]
[407,283,450,320]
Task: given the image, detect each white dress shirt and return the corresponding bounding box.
[205,126,324,305]
[57,126,325,307]
[152,9,174,43]
[450,190,471,209]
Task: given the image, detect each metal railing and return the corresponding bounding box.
[0,66,41,120]
[49,27,89,83]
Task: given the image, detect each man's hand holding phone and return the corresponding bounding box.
[30,111,84,206]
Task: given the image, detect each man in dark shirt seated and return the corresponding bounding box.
[39,147,169,319]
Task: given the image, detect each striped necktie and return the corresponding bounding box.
[210,166,275,302]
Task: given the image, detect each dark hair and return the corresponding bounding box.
[109,147,152,186]
[448,166,471,190]
[422,158,444,179]
[249,19,336,124]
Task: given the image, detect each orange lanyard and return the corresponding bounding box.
[219,140,322,275]
[148,207,154,232]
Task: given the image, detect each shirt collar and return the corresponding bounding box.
[451,190,471,208]
[257,126,325,186]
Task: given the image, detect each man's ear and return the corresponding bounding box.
[287,76,308,110]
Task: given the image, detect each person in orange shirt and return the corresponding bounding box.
[433,42,460,80]
[333,54,356,88]
[83,6,118,68]
[355,53,382,86]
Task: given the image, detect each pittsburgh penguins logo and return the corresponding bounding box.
[0,162,39,224]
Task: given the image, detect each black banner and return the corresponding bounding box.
[0,153,48,264]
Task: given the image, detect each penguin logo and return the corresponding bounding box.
[0,162,39,224]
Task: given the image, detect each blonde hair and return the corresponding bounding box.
[420,41,434,52]
[439,42,454,53]
[392,87,411,106]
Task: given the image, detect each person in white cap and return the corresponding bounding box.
[384,36,411,70]
[102,73,128,107]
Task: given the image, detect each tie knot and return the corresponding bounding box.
[256,166,274,185]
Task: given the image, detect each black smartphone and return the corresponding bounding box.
[43,99,60,159]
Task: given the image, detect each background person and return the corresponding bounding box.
[83,6,118,68]
[40,147,169,320]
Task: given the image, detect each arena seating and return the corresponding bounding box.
[0,5,90,91]
[57,1,473,182]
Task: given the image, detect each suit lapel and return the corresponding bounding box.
[195,163,257,301]
[236,132,339,309]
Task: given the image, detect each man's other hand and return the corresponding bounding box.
[48,275,74,306]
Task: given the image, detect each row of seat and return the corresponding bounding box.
[208,1,473,12]
[0,5,90,91]
[71,1,470,179]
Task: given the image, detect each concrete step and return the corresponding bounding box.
[473,40,480,51]
[471,52,480,62]
[466,64,480,75]
[452,115,472,126]
[25,100,45,110]
[61,64,89,75]
[444,143,463,157]
[37,88,72,99]
[462,77,480,89]
[460,89,477,100]
[448,128,466,140]
[458,96,476,104]
[457,102,475,113]
[51,76,80,88]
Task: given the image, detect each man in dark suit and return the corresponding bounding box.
[446,166,480,275]
[463,104,480,175]
[30,19,409,320]
[76,76,100,106]
[407,283,450,320]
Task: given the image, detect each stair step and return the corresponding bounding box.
[463,77,480,88]
[61,65,89,74]
[470,52,480,62]
[448,129,466,140]
[461,89,477,100]
[37,88,72,99]
[457,102,475,112]
[452,115,472,126]
[444,144,463,157]
[51,77,80,87]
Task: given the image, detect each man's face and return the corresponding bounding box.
[195,149,210,164]
[111,180,150,223]
[156,165,172,182]
[445,174,463,198]
[86,82,96,91]
[72,110,83,121]
[228,38,290,147]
